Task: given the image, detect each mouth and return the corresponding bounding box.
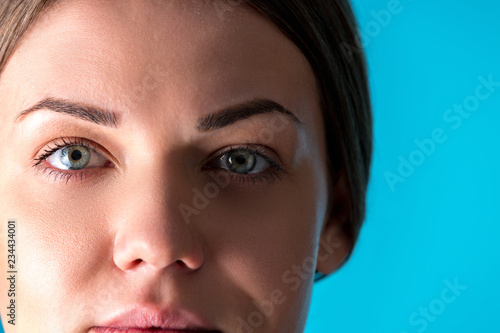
[89,305,221,333]
[90,327,220,333]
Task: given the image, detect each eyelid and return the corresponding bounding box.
[31,137,117,184]
[201,144,284,171]
[34,137,116,167]
[208,145,288,186]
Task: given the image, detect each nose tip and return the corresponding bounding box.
[113,233,205,272]
[111,190,206,274]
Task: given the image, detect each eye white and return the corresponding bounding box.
[46,146,108,170]
[220,149,270,174]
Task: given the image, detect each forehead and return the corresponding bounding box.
[0,0,320,129]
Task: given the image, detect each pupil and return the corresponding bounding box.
[71,150,82,161]
[235,155,246,165]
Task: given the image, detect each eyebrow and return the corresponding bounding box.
[15,98,119,127]
[197,98,302,132]
[15,97,302,131]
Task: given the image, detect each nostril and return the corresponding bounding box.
[175,259,187,268]
[130,259,143,267]
[113,224,206,272]
[174,259,197,272]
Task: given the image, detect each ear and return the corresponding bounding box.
[316,168,353,275]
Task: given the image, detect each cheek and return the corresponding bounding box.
[0,174,112,330]
[203,166,326,332]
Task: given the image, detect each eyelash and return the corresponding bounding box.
[32,139,287,185]
[32,137,107,184]
[204,144,288,186]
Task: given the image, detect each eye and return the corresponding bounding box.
[205,145,284,175]
[45,145,108,170]
[33,138,114,183]
[203,145,287,186]
[221,149,268,174]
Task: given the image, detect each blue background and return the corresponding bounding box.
[305,0,500,332]
[2,0,499,332]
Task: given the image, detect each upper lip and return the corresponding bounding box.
[94,305,220,331]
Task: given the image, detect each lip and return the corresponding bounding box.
[90,305,221,332]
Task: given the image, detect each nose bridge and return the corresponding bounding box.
[122,157,177,221]
[111,159,205,272]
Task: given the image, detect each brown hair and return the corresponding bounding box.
[0,0,372,266]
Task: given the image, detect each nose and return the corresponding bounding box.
[112,171,205,273]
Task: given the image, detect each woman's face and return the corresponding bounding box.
[0,1,349,332]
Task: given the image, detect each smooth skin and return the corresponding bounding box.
[0,1,351,332]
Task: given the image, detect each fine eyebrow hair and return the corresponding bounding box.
[197,98,303,132]
[15,97,302,131]
[15,98,119,127]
